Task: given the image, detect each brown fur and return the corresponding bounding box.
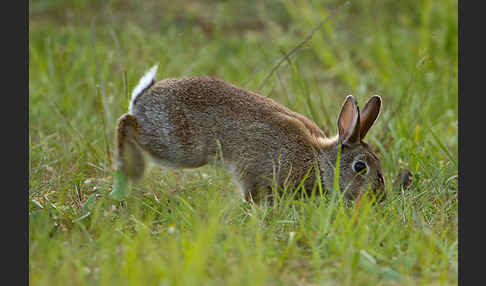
[115,75,385,203]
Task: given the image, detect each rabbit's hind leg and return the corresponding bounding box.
[115,113,146,181]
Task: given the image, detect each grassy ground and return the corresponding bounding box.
[29,0,458,285]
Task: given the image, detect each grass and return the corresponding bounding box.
[29,0,458,285]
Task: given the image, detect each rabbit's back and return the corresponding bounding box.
[132,76,325,139]
[130,77,325,187]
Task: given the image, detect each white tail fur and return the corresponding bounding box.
[128,64,158,114]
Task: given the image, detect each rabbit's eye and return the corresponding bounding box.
[353,161,367,174]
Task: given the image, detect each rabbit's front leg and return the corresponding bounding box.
[236,174,272,204]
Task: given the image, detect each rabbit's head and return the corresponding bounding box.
[319,95,385,201]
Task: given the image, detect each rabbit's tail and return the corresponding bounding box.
[114,113,146,180]
[128,64,158,115]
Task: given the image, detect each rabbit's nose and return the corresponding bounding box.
[375,172,386,202]
[371,184,386,202]
[376,188,386,202]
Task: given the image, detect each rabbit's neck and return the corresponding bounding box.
[314,135,339,149]
[318,138,339,163]
[315,137,341,190]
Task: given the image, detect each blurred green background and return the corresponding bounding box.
[30,0,457,285]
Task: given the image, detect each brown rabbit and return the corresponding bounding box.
[114,65,385,202]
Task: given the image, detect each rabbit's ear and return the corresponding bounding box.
[359,96,381,140]
[337,95,360,145]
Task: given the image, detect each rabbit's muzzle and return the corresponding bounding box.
[343,170,386,202]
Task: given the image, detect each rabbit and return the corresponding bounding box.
[114,65,385,203]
